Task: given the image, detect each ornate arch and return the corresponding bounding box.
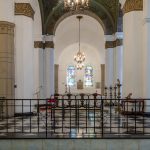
[38,0,119,35]
[53,10,106,35]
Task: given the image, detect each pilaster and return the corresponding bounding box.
[0,21,15,99]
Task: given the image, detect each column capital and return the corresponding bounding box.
[15,3,35,20]
[104,35,115,41]
[34,41,54,49]
[105,39,123,49]
[123,0,143,15]
[115,32,124,40]
[0,21,15,34]
[105,41,115,49]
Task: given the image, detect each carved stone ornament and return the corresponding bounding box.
[105,39,123,49]
[123,0,143,14]
[0,21,15,34]
[34,41,54,48]
[15,3,35,19]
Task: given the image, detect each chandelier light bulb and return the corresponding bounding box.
[76,63,84,70]
[74,51,85,64]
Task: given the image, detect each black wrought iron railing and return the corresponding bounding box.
[0,94,150,139]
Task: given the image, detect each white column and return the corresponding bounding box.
[38,48,45,99]
[45,47,54,98]
[105,35,115,87]
[15,5,34,113]
[143,0,150,112]
[123,11,143,97]
[15,16,34,99]
[41,35,55,98]
[50,48,55,95]
[33,42,44,99]
[114,33,123,84]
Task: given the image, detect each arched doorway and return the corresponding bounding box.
[54,14,105,94]
[37,0,122,97]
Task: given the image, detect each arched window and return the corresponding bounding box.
[84,65,93,87]
[67,65,76,87]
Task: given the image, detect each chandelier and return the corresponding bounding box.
[74,51,85,64]
[64,0,89,11]
[74,16,85,70]
[76,63,84,70]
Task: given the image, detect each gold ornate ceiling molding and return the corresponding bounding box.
[0,21,15,34]
[15,3,35,19]
[105,39,123,49]
[123,0,143,14]
[34,41,54,48]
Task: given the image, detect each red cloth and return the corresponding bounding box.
[47,99,56,103]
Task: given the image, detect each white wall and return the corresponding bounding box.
[55,15,105,63]
[0,0,14,22]
[58,43,104,94]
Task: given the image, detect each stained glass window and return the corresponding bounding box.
[84,65,93,87]
[67,65,76,87]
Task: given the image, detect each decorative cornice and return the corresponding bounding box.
[105,39,123,49]
[34,41,54,48]
[105,41,114,49]
[116,39,123,47]
[34,41,43,48]
[15,3,35,20]
[123,0,143,15]
[0,21,15,34]
[45,41,54,48]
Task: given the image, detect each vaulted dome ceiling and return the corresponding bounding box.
[38,0,121,35]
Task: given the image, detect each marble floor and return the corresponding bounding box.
[0,107,150,139]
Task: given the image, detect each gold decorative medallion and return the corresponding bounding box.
[15,3,35,19]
